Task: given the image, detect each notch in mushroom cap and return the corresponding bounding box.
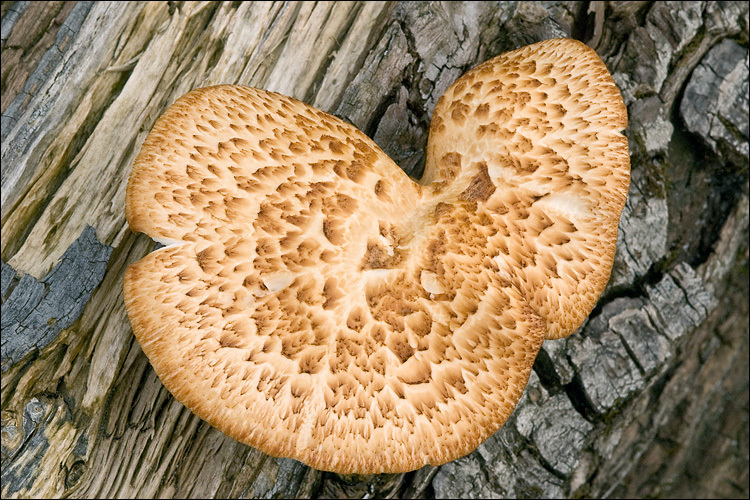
[123,38,629,474]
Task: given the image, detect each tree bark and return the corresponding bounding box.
[1,1,747,498]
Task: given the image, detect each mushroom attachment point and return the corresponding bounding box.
[124,38,629,474]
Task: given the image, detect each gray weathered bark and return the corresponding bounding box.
[1,1,748,498]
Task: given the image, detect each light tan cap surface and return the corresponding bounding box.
[124,38,629,474]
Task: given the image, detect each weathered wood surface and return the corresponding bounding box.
[1,1,748,498]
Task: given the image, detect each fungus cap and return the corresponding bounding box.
[124,38,629,474]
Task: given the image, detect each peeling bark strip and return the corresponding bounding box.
[0,1,747,498]
[1,226,112,371]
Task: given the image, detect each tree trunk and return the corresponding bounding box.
[1,1,747,498]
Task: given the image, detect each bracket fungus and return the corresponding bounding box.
[124,38,629,474]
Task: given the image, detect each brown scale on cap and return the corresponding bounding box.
[124,38,629,474]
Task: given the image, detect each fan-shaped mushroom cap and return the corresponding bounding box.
[124,38,629,474]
